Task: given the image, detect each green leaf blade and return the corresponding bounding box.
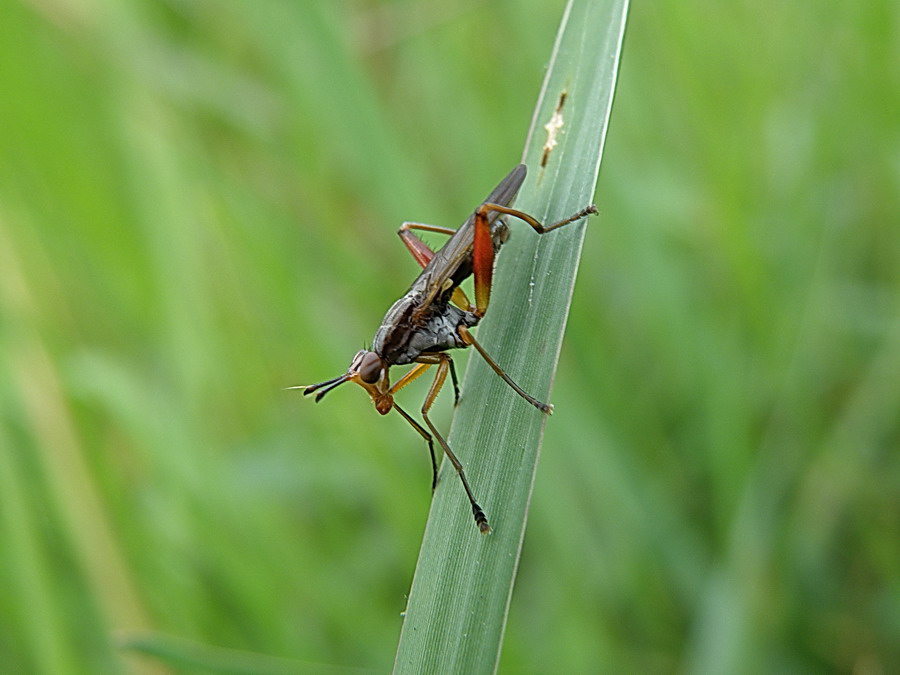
[393,1,629,673]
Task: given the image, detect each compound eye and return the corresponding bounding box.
[358,352,384,384]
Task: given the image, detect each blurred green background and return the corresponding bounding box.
[1,0,898,673]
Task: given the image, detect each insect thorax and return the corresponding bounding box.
[372,298,479,366]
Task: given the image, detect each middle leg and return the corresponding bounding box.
[419,353,491,534]
[457,325,552,414]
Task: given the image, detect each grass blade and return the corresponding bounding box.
[392,1,629,673]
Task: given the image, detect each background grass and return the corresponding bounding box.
[0,0,898,673]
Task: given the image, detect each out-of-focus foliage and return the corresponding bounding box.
[0,1,897,673]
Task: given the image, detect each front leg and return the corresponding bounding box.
[391,402,439,492]
[409,353,461,406]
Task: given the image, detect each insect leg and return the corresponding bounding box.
[388,362,432,395]
[392,402,439,491]
[397,222,457,267]
[387,356,459,487]
[398,222,473,310]
[458,325,553,414]
[420,353,491,534]
[413,354,461,406]
[478,203,598,234]
[471,203,497,317]
[448,356,461,406]
[471,201,597,318]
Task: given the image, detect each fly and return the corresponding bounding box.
[297,164,596,533]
